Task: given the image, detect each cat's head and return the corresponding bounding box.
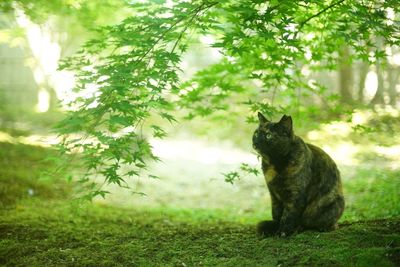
[252,112,293,157]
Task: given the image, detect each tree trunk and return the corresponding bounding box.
[357,61,369,103]
[339,46,353,104]
[370,62,385,105]
[387,66,399,107]
[47,85,59,111]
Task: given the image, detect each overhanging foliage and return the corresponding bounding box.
[55,0,399,198]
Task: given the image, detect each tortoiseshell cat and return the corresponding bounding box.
[253,113,345,237]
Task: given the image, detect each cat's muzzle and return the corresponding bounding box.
[252,130,261,150]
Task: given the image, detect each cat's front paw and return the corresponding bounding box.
[277,224,298,237]
[256,220,279,237]
[278,231,287,238]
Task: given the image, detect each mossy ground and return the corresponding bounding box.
[1,203,399,266]
[0,141,399,266]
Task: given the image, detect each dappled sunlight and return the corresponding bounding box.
[1,107,399,212]
[0,129,267,210]
[374,105,400,117]
[0,131,59,147]
[374,145,400,169]
[96,136,266,211]
[35,89,50,113]
[13,8,76,112]
[151,138,257,165]
[305,108,400,171]
[321,142,360,166]
[320,121,352,138]
[307,121,360,166]
[2,112,398,213]
[0,131,14,143]
[94,108,400,210]
[364,71,378,101]
[351,111,368,125]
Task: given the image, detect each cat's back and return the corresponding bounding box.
[306,143,341,187]
[303,142,345,226]
[307,143,339,170]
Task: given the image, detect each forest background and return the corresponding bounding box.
[0,0,399,266]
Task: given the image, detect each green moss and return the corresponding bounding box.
[1,202,399,266]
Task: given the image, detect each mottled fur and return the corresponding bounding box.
[253,113,345,237]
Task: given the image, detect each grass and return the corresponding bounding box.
[0,141,399,266]
[1,203,399,266]
[0,142,71,208]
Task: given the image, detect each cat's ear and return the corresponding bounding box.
[258,112,269,124]
[278,115,293,135]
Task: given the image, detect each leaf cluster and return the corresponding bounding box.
[55,0,400,197]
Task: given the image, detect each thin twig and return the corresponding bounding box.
[132,2,217,68]
[299,0,346,30]
[295,0,346,39]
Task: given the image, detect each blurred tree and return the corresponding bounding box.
[0,13,38,121]
[370,38,386,105]
[339,45,354,104]
[371,59,386,105]
[387,64,400,106]
[357,59,369,103]
[48,0,400,197]
[0,0,129,113]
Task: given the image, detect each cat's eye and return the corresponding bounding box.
[265,133,272,139]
